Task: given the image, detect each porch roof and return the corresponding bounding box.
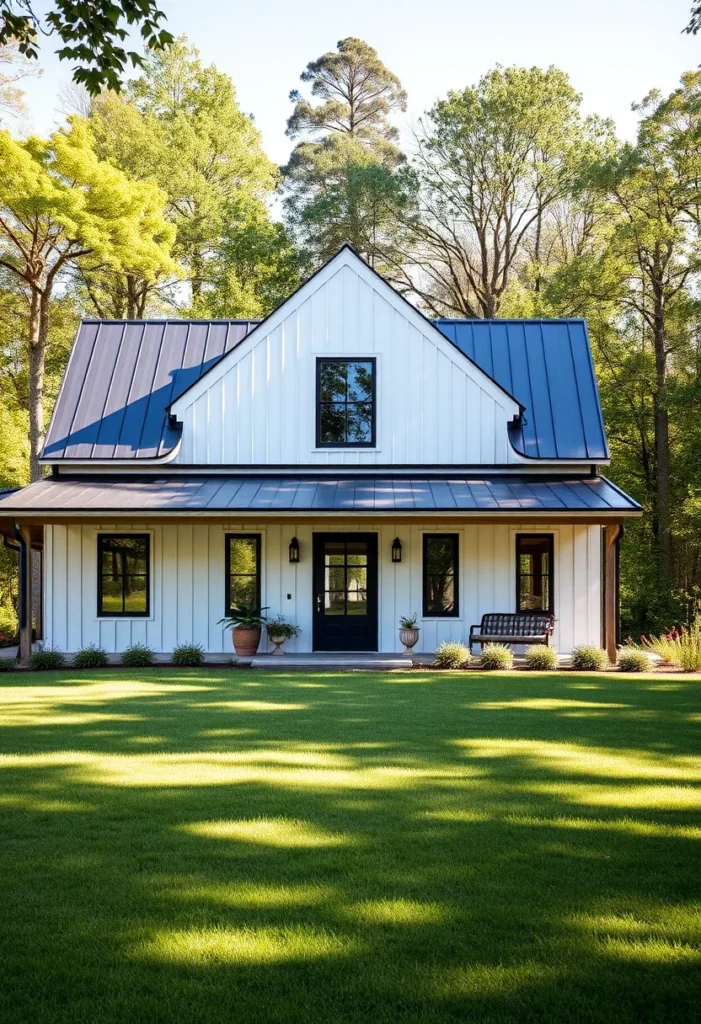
[0,474,642,517]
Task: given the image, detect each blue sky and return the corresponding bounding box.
[19,0,699,163]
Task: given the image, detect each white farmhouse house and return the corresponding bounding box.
[0,247,641,663]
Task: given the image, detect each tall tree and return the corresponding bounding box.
[0,0,172,93]
[0,119,174,479]
[393,66,613,318]
[590,72,701,590]
[86,39,295,317]
[283,37,408,267]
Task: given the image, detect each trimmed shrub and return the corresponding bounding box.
[28,646,66,671]
[481,643,514,671]
[434,641,471,669]
[571,644,609,671]
[0,656,16,672]
[172,643,205,667]
[525,645,558,671]
[121,643,154,668]
[73,644,109,669]
[617,648,651,673]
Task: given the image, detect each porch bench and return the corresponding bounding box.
[468,612,554,653]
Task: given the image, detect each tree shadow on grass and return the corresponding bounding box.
[0,669,700,1023]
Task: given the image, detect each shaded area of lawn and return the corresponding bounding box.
[0,669,700,1023]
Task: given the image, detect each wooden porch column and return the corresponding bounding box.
[18,525,33,667]
[603,524,622,664]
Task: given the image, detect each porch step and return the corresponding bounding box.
[250,653,412,670]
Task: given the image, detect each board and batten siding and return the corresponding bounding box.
[171,259,522,467]
[44,521,601,655]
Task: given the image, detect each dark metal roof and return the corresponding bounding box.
[42,320,257,461]
[434,319,608,461]
[43,314,608,464]
[0,475,641,515]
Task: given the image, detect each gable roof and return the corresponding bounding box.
[41,249,608,464]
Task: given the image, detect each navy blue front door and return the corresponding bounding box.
[312,533,378,652]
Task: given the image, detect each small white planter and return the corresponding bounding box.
[268,634,287,656]
[399,628,420,655]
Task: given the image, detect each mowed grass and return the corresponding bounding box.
[1,669,700,1024]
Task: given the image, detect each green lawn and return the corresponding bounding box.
[1,669,700,1023]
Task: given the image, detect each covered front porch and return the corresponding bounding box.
[0,472,640,665]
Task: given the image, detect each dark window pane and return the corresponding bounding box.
[423,536,458,617]
[317,360,375,446]
[98,535,150,617]
[320,403,347,443]
[347,362,373,401]
[319,361,348,402]
[516,536,552,613]
[346,402,372,443]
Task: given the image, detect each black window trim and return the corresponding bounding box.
[315,356,377,448]
[422,532,460,618]
[515,532,554,614]
[97,532,151,618]
[225,533,262,616]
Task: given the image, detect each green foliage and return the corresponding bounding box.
[86,40,296,318]
[644,621,701,672]
[218,606,269,630]
[640,630,680,665]
[120,643,154,668]
[0,0,173,94]
[28,646,65,670]
[171,643,205,667]
[571,645,609,671]
[402,65,614,318]
[434,641,471,669]
[0,654,15,671]
[616,648,651,673]
[283,38,408,269]
[73,644,109,668]
[266,618,301,641]
[525,645,558,671]
[399,614,418,629]
[480,643,514,671]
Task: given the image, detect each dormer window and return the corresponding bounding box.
[316,358,376,447]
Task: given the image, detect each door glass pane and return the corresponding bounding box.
[327,566,346,591]
[325,591,346,615]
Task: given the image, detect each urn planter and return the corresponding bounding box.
[399,627,420,654]
[268,634,287,656]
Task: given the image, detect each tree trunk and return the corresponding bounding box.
[652,294,672,586]
[28,287,48,483]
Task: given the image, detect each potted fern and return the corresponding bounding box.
[266,616,301,655]
[399,613,420,654]
[218,605,269,657]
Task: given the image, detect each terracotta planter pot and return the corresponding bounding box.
[399,627,420,653]
[232,626,261,657]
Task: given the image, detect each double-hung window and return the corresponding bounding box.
[225,534,261,614]
[422,534,459,617]
[316,358,376,447]
[98,534,150,617]
[516,534,553,613]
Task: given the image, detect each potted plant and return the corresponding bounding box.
[266,616,302,655]
[399,613,420,654]
[218,605,269,657]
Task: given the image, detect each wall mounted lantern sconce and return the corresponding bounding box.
[391,537,402,563]
[288,537,300,563]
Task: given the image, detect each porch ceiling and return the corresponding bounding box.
[0,473,642,523]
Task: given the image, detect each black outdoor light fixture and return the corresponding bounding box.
[288,537,300,563]
[391,537,402,563]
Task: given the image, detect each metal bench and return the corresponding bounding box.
[469,612,554,653]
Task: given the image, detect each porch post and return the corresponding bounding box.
[603,524,622,664]
[17,524,33,667]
